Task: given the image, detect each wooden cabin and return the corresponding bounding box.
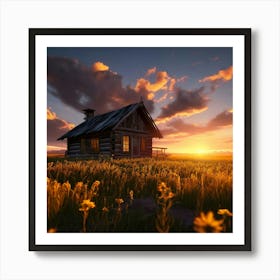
[58,102,162,158]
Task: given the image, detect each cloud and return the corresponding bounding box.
[159,109,232,137]
[145,66,157,76]
[207,110,233,128]
[47,145,67,153]
[168,76,188,91]
[169,78,176,91]
[92,61,110,72]
[154,93,169,103]
[47,57,155,115]
[156,87,209,123]
[177,76,188,83]
[199,66,233,83]
[135,71,169,93]
[47,108,57,120]
[136,69,189,105]
[47,107,75,147]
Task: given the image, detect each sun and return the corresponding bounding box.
[194,149,211,155]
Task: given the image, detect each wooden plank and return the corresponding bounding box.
[115,128,149,134]
[69,148,80,151]
[69,147,80,151]
[70,141,80,144]
[100,149,111,153]
[69,152,81,155]
[69,144,80,148]
[99,144,111,149]
[100,143,111,147]
[100,137,111,141]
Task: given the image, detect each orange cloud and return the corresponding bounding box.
[92,61,110,72]
[47,145,66,152]
[135,68,188,103]
[61,122,75,130]
[47,108,57,120]
[135,71,169,94]
[169,78,176,91]
[150,71,169,92]
[145,66,157,76]
[47,107,75,131]
[199,66,233,83]
[147,93,155,100]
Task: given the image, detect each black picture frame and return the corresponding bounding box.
[29,28,251,251]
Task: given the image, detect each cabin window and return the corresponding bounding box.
[140,137,146,152]
[81,138,99,153]
[122,135,130,152]
[81,138,86,153]
[91,138,99,153]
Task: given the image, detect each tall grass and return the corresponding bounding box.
[47,157,232,232]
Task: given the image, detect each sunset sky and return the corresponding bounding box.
[47,47,232,154]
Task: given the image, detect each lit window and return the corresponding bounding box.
[123,136,129,152]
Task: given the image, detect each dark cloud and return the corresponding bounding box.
[47,56,154,115]
[208,110,232,128]
[161,110,232,137]
[47,108,74,147]
[157,87,209,121]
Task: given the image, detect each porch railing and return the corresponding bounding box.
[152,146,168,159]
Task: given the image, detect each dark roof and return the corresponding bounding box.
[58,102,162,140]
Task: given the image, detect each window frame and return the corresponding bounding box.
[81,137,99,153]
[122,135,130,153]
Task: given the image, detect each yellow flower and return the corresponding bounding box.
[102,206,109,212]
[115,198,124,205]
[75,181,84,190]
[217,209,233,217]
[167,191,175,199]
[76,182,84,187]
[193,211,224,233]
[157,182,167,192]
[129,190,134,200]
[92,180,100,188]
[79,199,96,212]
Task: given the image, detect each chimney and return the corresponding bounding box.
[83,108,95,120]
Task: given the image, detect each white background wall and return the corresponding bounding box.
[0,0,279,279]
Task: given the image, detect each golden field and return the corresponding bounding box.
[47,156,233,233]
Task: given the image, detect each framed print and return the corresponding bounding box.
[29,28,251,251]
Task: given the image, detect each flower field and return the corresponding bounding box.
[47,157,232,233]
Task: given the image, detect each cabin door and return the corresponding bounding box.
[132,136,140,156]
